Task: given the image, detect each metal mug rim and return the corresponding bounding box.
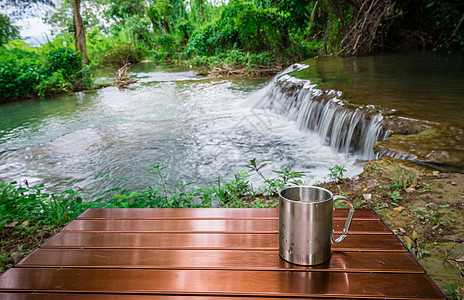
[278,185,334,204]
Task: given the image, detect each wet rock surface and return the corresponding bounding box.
[375,126,464,173]
[281,64,464,173]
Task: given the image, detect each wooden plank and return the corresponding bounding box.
[77,208,378,220]
[0,268,444,299]
[0,293,331,300]
[62,219,391,234]
[17,249,424,273]
[41,232,406,251]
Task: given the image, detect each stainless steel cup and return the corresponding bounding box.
[278,186,355,265]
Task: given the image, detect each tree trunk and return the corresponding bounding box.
[73,0,89,64]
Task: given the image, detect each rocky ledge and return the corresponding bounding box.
[375,126,464,173]
[279,65,464,173]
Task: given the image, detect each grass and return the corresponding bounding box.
[378,159,423,190]
[0,160,307,272]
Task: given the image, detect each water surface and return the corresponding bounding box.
[0,64,361,194]
[293,53,464,128]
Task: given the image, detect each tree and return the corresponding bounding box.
[0,0,54,18]
[45,0,106,36]
[73,0,89,63]
[0,14,20,46]
[105,0,146,21]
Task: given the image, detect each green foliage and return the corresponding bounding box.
[183,0,290,58]
[272,168,305,186]
[0,43,94,102]
[147,0,187,35]
[413,205,453,227]
[105,0,146,21]
[85,28,114,62]
[262,167,305,196]
[0,182,88,227]
[40,47,93,96]
[45,47,84,79]
[400,0,464,51]
[182,50,275,72]
[328,165,347,182]
[0,14,19,46]
[382,160,423,190]
[216,170,253,205]
[376,185,402,206]
[156,34,177,54]
[99,44,146,68]
[243,158,305,196]
[243,158,269,181]
[443,282,464,300]
[110,16,154,49]
[255,0,311,31]
[443,249,464,282]
[35,70,71,98]
[0,163,277,227]
[0,161,307,229]
[0,60,41,100]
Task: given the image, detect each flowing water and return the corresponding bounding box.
[0,63,362,194]
[252,69,388,160]
[1,53,462,195]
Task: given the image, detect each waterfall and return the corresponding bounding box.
[253,68,389,160]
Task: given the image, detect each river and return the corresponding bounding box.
[0,63,362,195]
[293,53,464,128]
[1,53,462,195]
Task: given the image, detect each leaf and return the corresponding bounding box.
[403,236,412,247]
[5,221,18,227]
[443,249,464,265]
[454,255,464,263]
[128,192,141,199]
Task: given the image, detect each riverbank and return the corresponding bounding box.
[1,156,462,298]
[319,157,464,297]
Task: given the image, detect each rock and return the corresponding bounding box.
[363,193,372,201]
[374,126,464,173]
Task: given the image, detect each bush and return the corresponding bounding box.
[0,61,42,102]
[35,70,71,98]
[39,47,93,97]
[0,45,94,102]
[183,0,290,58]
[45,47,83,80]
[156,34,177,54]
[182,49,276,73]
[100,44,146,68]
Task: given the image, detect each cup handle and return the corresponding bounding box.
[331,195,355,244]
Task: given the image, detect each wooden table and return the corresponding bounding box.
[0,208,445,299]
